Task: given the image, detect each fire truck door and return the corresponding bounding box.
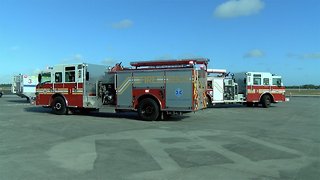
[116,72,133,108]
[165,71,192,109]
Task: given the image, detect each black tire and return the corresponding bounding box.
[0,92,2,98]
[206,95,213,108]
[52,96,67,115]
[138,98,159,121]
[261,95,271,108]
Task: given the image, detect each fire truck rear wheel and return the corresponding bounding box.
[52,96,67,115]
[261,95,271,108]
[138,98,160,121]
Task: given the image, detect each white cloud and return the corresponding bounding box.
[302,53,320,59]
[214,0,265,18]
[287,52,320,60]
[73,54,84,61]
[179,54,205,59]
[10,46,20,51]
[154,54,173,60]
[111,19,134,29]
[287,53,300,59]
[61,54,85,63]
[244,49,265,58]
[101,58,117,65]
[32,68,42,74]
[153,54,204,60]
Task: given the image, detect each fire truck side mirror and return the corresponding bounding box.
[38,74,42,83]
[86,72,90,81]
[243,78,246,84]
[277,81,281,87]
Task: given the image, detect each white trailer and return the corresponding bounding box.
[12,74,38,101]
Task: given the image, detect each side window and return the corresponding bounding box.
[55,72,62,82]
[78,70,82,78]
[263,78,269,85]
[77,64,83,79]
[253,74,261,85]
[65,66,75,82]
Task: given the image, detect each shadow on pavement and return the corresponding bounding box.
[7,100,29,103]
[209,104,246,109]
[86,111,184,122]
[23,106,184,121]
[24,106,52,113]
[208,104,276,109]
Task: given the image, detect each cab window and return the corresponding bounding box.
[263,78,269,85]
[55,72,62,82]
[65,66,75,82]
[253,74,261,85]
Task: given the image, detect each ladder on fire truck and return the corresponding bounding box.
[130,58,209,69]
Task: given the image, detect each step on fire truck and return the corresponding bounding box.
[12,74,38,102]
[206,69,288,108]
[36,59,208,120]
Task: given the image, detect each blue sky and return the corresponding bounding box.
[0,0,319,85]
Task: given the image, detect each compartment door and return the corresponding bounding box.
[165,71,192,110]
[212,77,224,102]
[116,72,133,109]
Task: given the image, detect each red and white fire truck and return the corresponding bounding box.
[206,69,288,108]
[36,59,208,120]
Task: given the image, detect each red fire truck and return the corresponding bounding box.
[206,69,288,108]
[36,59,208,120]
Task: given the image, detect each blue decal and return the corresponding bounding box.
[175,88,183,97]
[23,85,36,87]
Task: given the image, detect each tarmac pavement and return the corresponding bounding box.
[0,95,319,180]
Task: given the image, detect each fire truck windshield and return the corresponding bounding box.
[38,72,51,83]
[272,78,282,86]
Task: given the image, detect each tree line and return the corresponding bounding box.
[0,84,12,87]
[286,84,320,89]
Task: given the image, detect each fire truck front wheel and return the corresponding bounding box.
[206,95,213,108]
[261,95,271,108]
[138,98,160,121]
[52,96,67,115]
